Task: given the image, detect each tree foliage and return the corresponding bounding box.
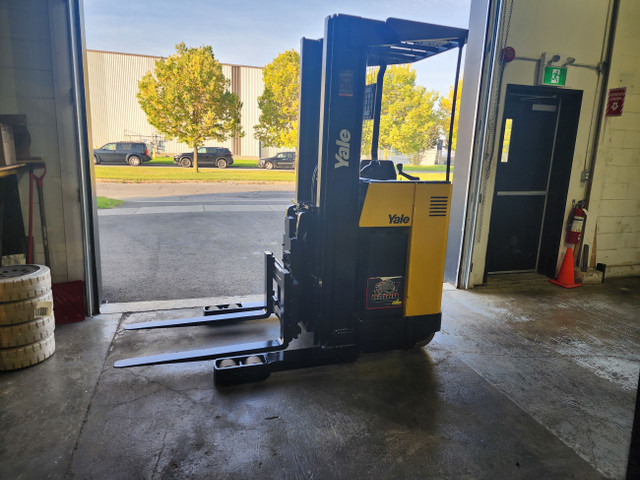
[361,65,442,160]
[439,79,463,151]
[137,43,243,171]
[254,50,300,148]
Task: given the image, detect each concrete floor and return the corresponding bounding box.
[1,277,638,479]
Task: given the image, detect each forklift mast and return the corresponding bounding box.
[115,15,468,385]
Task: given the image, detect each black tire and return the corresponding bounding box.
[265,161,274,170]
[415,332,436,348]
[216,158,228,169]
[0,265,51,303]
[93,155,100,165]
[180,157,192,168]
[128,155,141,166]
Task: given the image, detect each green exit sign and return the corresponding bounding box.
[543,66,567,86]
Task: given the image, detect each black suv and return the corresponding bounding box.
[174,147,234,168]
[93,142,151,166]
[258,151,295,169]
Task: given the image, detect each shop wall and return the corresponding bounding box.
[588,0,640,277]
[0,0,86,283]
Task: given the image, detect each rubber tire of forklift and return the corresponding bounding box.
[0,334,55,371]
[0,314,55,348]
[415,332,436,348]
[0,265,51,303]
[0,290,53,325]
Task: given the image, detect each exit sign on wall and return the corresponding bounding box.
[543,66,567,86]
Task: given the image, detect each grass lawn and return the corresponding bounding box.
[96,196,124,209]
[95,165,296,183]
[403,164,451,172]
[149,156,259,168]
[97,156,452,183]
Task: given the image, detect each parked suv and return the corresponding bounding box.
[173,147,234,168]
[258,151,295,169]
[93,142,151,166]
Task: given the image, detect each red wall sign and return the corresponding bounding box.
[606,87,626,117]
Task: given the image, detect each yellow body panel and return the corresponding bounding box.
[359,182,415,227]
[358,181,452,317]
[405,183,452,316]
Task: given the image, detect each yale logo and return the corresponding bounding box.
[389,214,410,224]
[335,129,351,169]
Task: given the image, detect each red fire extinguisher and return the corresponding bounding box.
[566,201,586,245]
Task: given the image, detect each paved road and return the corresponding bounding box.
[96,182,295,304]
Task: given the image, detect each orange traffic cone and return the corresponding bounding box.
[549,247,582,288]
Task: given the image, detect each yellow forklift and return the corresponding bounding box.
[115,14,467,385]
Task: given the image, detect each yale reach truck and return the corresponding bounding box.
[114,15,468,385]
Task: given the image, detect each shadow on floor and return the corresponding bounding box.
[1,277,638,479]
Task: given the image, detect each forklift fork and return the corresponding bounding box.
[114,252,300,373]
[124,253,277,331]
[114,338,286,368]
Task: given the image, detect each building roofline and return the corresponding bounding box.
[86,49,263,69]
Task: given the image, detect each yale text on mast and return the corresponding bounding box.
[335,129,351,169]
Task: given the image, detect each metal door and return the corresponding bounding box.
[485,92,560,273]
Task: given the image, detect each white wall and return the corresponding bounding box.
[467,0,616,286]
[587,0,640,277]
[0,0,86,284]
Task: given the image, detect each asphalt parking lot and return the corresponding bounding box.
[96,182,295,304]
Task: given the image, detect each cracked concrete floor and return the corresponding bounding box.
[1,277,638,479]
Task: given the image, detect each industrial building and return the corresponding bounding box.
[0,0,638,478]
[86,49,267,157]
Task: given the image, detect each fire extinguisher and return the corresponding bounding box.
[566,201,586,245]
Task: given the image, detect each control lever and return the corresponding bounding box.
[396,163,419,181]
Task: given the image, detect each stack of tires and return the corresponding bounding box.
[0,265,55,371]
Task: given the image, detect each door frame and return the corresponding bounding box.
[485,84,582,280]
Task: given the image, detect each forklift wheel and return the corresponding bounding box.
[415,332,436,348]
[219,358,237,368]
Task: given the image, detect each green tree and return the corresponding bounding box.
[137,43,243,171]
[439,79,463,151]
[362,65,442,162]
[254,50,300,148]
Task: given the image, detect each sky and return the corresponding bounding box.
[83,0,471,95]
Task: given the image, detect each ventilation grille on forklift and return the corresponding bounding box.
[429,197,448,217]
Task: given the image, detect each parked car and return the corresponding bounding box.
[93,142,151,166]
[258,151,296,169]
[173,147,234,168]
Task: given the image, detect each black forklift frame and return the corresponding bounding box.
[114,15,468,385]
